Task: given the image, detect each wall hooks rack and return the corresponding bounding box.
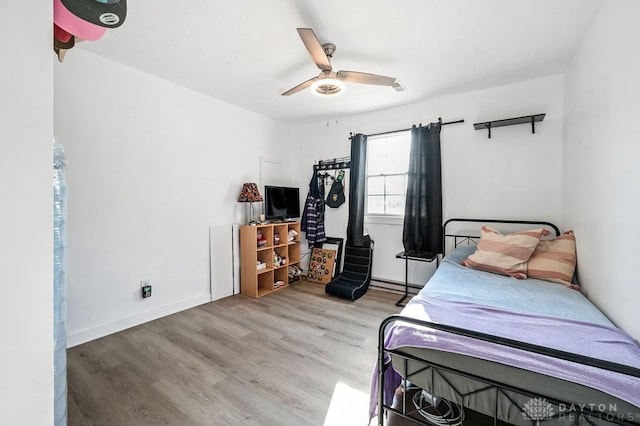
[474,113,545,139]
[314,157,350,171]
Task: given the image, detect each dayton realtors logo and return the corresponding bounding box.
[522,397,638,424]
[522,398,555,425]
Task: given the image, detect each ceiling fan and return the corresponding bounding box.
[282,28,405,96]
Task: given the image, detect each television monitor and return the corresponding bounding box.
[264,186,301,221]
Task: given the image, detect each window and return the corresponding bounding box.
[366,131,411,215]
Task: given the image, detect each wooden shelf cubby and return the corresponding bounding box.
[240,221,301,298]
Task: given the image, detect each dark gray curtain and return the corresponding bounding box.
[402,123,443,256]
[347,133,368,246]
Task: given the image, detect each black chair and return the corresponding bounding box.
[325,236,374,301]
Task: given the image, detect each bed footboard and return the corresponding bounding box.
[376,315,640,426]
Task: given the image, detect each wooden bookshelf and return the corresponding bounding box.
[239,222,301,298]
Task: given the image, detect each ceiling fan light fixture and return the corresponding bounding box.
[310,77,345,96]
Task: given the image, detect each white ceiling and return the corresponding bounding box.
[76,0,602,125]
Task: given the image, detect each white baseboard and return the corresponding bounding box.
[67,293,212,348]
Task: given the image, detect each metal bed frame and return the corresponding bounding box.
[376,218,640,426]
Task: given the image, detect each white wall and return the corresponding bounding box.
[563,1,640,339]
[55,50,294,346]
[293,75,565,285]
[0,2,53,424]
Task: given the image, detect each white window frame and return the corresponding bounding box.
[365,131,411,224]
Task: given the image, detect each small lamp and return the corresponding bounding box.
[238,182,263,225]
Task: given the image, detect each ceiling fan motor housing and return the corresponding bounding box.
[322,43,336,57]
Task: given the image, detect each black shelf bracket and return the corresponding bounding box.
[474,113,545,139]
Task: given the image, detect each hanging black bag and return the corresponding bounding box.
[325,170,346,208]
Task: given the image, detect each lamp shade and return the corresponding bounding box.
[238,183,263,203]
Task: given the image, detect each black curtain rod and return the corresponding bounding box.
[350,118,465,139]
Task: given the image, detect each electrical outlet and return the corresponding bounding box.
[141,280,152,298]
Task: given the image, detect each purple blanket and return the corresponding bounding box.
[370,297,640,420]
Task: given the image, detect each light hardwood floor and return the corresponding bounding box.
[67,281,401,425]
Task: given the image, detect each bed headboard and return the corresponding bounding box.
[442,218,560,255]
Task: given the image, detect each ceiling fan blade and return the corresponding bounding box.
[297,28,332,71]
[392,80,407,92]
[281,76,318,96]
[336,70,397,86]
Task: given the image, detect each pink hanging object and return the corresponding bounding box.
[54,0,106,41]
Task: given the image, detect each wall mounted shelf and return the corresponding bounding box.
[474,113,545,139]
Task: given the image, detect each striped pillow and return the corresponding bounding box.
[527,231,579,290]
[463,226,547,279]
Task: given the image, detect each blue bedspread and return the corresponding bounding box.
[370,246,640,420]
[427,245,614,326]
